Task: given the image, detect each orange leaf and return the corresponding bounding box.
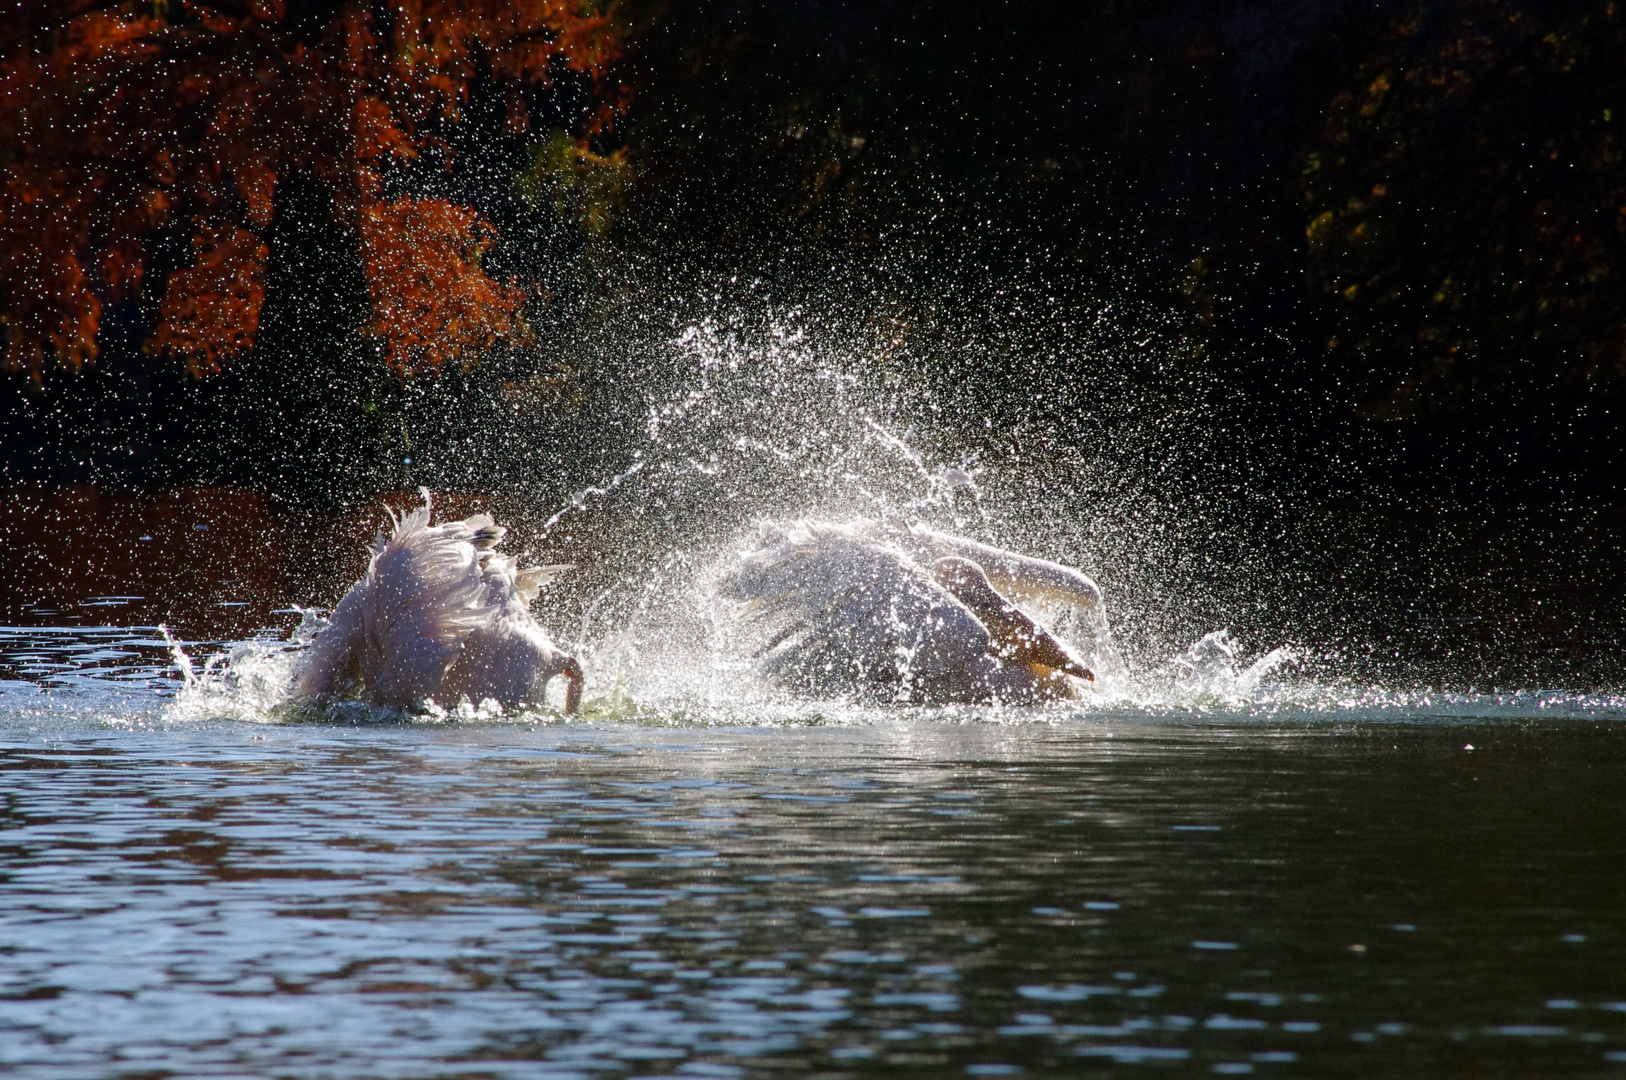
[150,224,269,378]
[357,197,527,376]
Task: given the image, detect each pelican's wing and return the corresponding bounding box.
[717,522,991,697]
[357,499,493,707]
[476,552,572,612]
[893,522,1117,681]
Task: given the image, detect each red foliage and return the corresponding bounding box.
[359,198,525,376]
[150,223,269,378]
[0,0,625,384]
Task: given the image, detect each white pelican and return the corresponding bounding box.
[714,519,1104,704]
[290,491,583,714]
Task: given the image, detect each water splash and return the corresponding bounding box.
[165,610,325,724]
[159,624,196,686]
[115,307,1623,728]
[1139,629,1299,706]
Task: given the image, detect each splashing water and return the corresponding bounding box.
[84,309,1613,729]
[162,479,1306,727]
[1148,630,1299,705]
[151,500,1318,727]
[10,278,1626,1080]
[165,611,327,724]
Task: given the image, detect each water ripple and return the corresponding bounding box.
[3,629,1626,1076]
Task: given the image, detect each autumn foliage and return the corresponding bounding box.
[358,197,522,373]
[0,0,625,383]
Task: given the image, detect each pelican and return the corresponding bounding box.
[290,490,583,714]
[714,519,1104,704]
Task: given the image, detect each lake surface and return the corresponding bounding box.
[3,625,1626,1078]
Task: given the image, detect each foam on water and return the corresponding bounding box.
[10,607,1614,736]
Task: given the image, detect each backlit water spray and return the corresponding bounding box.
[162,303,1335,725]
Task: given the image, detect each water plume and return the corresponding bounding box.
[160,310,1313,725]
[158,284,1519,725]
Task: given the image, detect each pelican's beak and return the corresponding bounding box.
[558,655,584,715]
[1005,618,1094,683]
[931,556,1093,682]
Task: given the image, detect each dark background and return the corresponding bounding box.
[4,0,1624,686]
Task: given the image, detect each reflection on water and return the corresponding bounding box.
[3,628,1626,1077]
[0,627,185,724]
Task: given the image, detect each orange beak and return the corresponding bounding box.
[556,654,584,715]
[931,557,1093,681]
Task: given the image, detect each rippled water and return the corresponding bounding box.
[3,626,1626,1078]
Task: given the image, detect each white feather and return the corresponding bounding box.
[716,522,984,700]
[291,493,581,712]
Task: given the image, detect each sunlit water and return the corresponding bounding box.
[4,625,1626,1079]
